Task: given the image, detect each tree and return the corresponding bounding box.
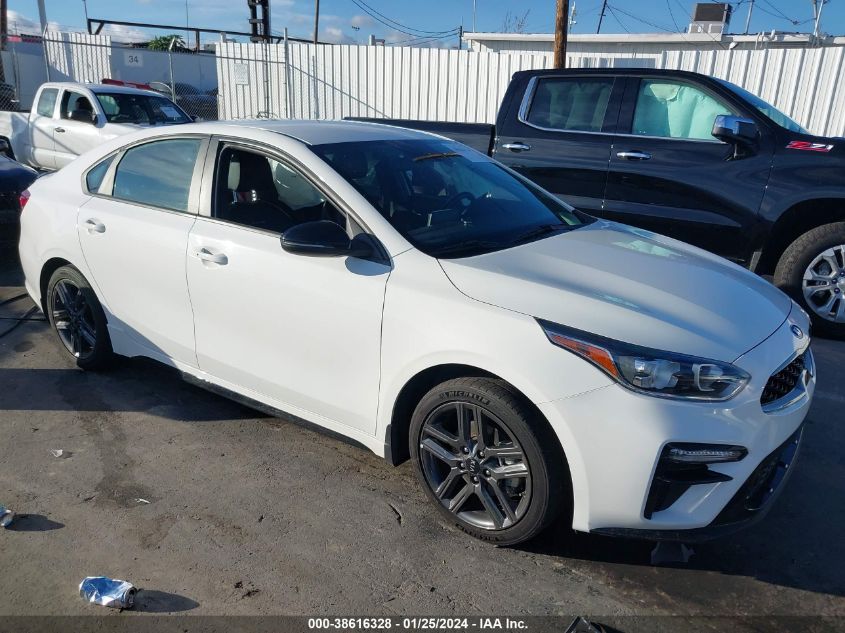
[147,34,186,51]
[501,9,530,33]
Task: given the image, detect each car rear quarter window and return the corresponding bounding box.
[632,80,735,141]
[112,138,201,212]
[36,88,59,118]
[85,155,115,194]
[524,77,614,132]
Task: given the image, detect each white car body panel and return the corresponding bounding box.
[186,217,390,434]
[18,120,814,538]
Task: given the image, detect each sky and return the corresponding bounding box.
[5,0,845,46]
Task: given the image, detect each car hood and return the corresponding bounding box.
[438,221,791,362]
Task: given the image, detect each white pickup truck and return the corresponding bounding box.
[0,82,193,171]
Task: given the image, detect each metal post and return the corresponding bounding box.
[313,0,320,44]
[457,25,462,50]
[596,0,607,34]
[472,0,477,32]
[168,37,176,102]
[0,0,7,83]
[37,0,47,33]
[813,0,826,38]
[42,26,50,81]
[284,27,292,118]
[744,0,754,34]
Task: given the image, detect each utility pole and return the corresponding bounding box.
[596,0,607,34]
[553,0,568,69]
[457,25,463,50]
[472,0,477,32]
[743,0,754,34]
[313,0,320,44]
[37,0,47,33]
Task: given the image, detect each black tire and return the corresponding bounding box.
[46,265,113,370]
[409,377,568,546]
[774,222,845,338]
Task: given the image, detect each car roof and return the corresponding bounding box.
[43,82,168,97]
[198,119,442,146]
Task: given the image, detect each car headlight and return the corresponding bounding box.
[538,319,750,401]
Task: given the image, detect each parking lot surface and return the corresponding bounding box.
[1,230,843,629]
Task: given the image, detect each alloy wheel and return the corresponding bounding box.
[51,279,98,359]
[419,401,532,530]
[802,244,845,323]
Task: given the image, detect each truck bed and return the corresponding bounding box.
[345,117,495,155]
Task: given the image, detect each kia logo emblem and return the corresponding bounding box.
[791,325,804,339]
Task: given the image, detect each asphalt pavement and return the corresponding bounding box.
[0,227,843,631]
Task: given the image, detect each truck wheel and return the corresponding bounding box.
[774,222,845,338]
[409,377,567,546]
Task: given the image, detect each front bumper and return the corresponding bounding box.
[537,308,814,536]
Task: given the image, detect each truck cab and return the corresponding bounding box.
[1,82,192,171]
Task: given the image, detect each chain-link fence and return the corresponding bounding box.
[0,31,221,120]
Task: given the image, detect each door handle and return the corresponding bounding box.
[502,142,532,152]
[54,127,66,133]
[196,248,228,266]
[84,218,105,234]
[616,150,652,161]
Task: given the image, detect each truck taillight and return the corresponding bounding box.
[19,189,30,211]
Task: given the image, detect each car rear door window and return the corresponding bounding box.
[36,88,58,117]
[632,80,735,141]
[112,138,201,212]
[85,155,115,194]
[525,78,614,132]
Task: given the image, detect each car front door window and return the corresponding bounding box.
[632,80,735,141]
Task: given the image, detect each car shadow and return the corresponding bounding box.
[133,589,200,613]
[5,513,64,531]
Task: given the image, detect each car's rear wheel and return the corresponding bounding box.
[775,222,845,338]
[46,265,113,370]
[409,377,566,545]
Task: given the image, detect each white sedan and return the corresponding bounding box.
[18,120,814,545]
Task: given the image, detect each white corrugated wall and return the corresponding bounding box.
[217,40,845,137]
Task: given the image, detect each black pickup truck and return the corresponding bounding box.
[353,68,845,337]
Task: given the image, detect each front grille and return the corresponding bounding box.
[760,353,805,406]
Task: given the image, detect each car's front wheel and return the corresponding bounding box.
[775,222,845,338]
[46,265,113,370]
[409,377,566,545]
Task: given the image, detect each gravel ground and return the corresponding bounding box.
[0,232,843,631]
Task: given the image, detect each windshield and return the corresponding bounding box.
[716,79,808,134]
[93,92,192,125]
[313,139,590,258]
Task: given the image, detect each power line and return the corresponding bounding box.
[666,0,682,32]
[348,0,458,37]
[606,3,675,32]
[604,4,630,33]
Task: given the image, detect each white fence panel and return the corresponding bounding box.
[217,41,845,137]
[44,31,111,83]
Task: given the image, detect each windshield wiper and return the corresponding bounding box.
[413,152,460,162]
[507,223,572,247]
[431,239,503,258]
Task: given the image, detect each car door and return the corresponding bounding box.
[186,140,390,434]
[601,76,773,263]
[29,87,59,170]
[77,135,209,366]
[494,74,623,215]
[53,89,104,169]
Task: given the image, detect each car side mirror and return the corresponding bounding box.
[712,115,758,146]
[0,138,11,158]
[281,221,374,258]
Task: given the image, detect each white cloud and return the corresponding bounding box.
[350,14,375,29]
[7,10,60,35]
[322,26,355,44]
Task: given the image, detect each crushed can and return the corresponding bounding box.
[0,506,12,528]
[79,576,137,609]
